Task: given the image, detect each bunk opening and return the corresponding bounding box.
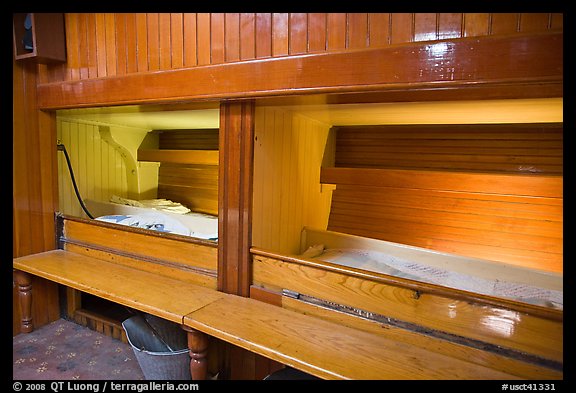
[55,105,220,241]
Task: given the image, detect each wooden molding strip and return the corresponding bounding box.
[37,33,563,109]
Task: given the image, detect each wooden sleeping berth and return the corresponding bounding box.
[251,227,563,379]
[14,215,561,380]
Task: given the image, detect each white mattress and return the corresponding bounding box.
[303,246,563,310]
[84,199,218,240]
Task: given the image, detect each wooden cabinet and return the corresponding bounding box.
[13,13,66,63]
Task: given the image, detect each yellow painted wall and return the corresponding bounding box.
[252,106,335,254]
[56,118,150,217]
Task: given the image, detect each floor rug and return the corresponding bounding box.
[13,318,145,380]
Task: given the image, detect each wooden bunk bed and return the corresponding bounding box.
[251,228,562,378]
[250,123,563,379]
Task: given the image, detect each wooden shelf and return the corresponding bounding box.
[138,149,219,165]
[13,13,66,63]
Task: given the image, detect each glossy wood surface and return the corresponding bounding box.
[321,167,562,198]
[13,57,60,335]
[38,13,562,84]
[321,167,562,271]
[36,32,562,109]
[138,149,219,165]
[183,294,523,380]
[13,250,225,324]
[153,128,220,215]
[251,252,563,363]
[158,163,219,216]
[334,124,563,175]
[61,216,218,285]
[280,296,561,379]
[217,102,255,296]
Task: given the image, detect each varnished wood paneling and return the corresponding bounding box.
[158,129,219,150]
[322,168,562,272]
[13,59,60,334]
[158,164,218,216]
[308,13,327,52]
[224,13,240,63]
[464,13,490,37]
[334,124,563,175]
[37,13,561,84]
[324,124,563,272]
[289,13,308,54]
[321,167,562,198]
[37,32,563,109]
[240,13,255,60]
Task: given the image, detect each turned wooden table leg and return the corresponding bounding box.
[14,270,34,333]
[182,326,210,380]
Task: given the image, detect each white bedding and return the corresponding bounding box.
[86,198,218,240]
[303,246,563,310]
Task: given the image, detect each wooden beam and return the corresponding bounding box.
[218,101,255,296]
[36,33,563,109]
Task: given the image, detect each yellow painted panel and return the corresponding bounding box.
[252,107,334,253]
[57,119,131,217]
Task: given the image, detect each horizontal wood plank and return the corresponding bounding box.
[334,124,563,175]
[64,243,217,289]
[62,217,218,271]
[138,149,219,165]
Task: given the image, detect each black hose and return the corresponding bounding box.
[57,143,95,219]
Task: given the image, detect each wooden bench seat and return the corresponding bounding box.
[183,295,525,380]
[14,249,555,380]
[13,250,225,324]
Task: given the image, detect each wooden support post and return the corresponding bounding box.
[14,270,34,333]
[218,101,255,297]
[183,326,210,380]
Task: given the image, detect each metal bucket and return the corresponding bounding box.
[122,314,190,380]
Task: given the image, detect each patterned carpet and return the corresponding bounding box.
[13,318,145,380]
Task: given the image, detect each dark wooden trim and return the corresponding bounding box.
[218,101,255,296]
[36,33,562,109]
